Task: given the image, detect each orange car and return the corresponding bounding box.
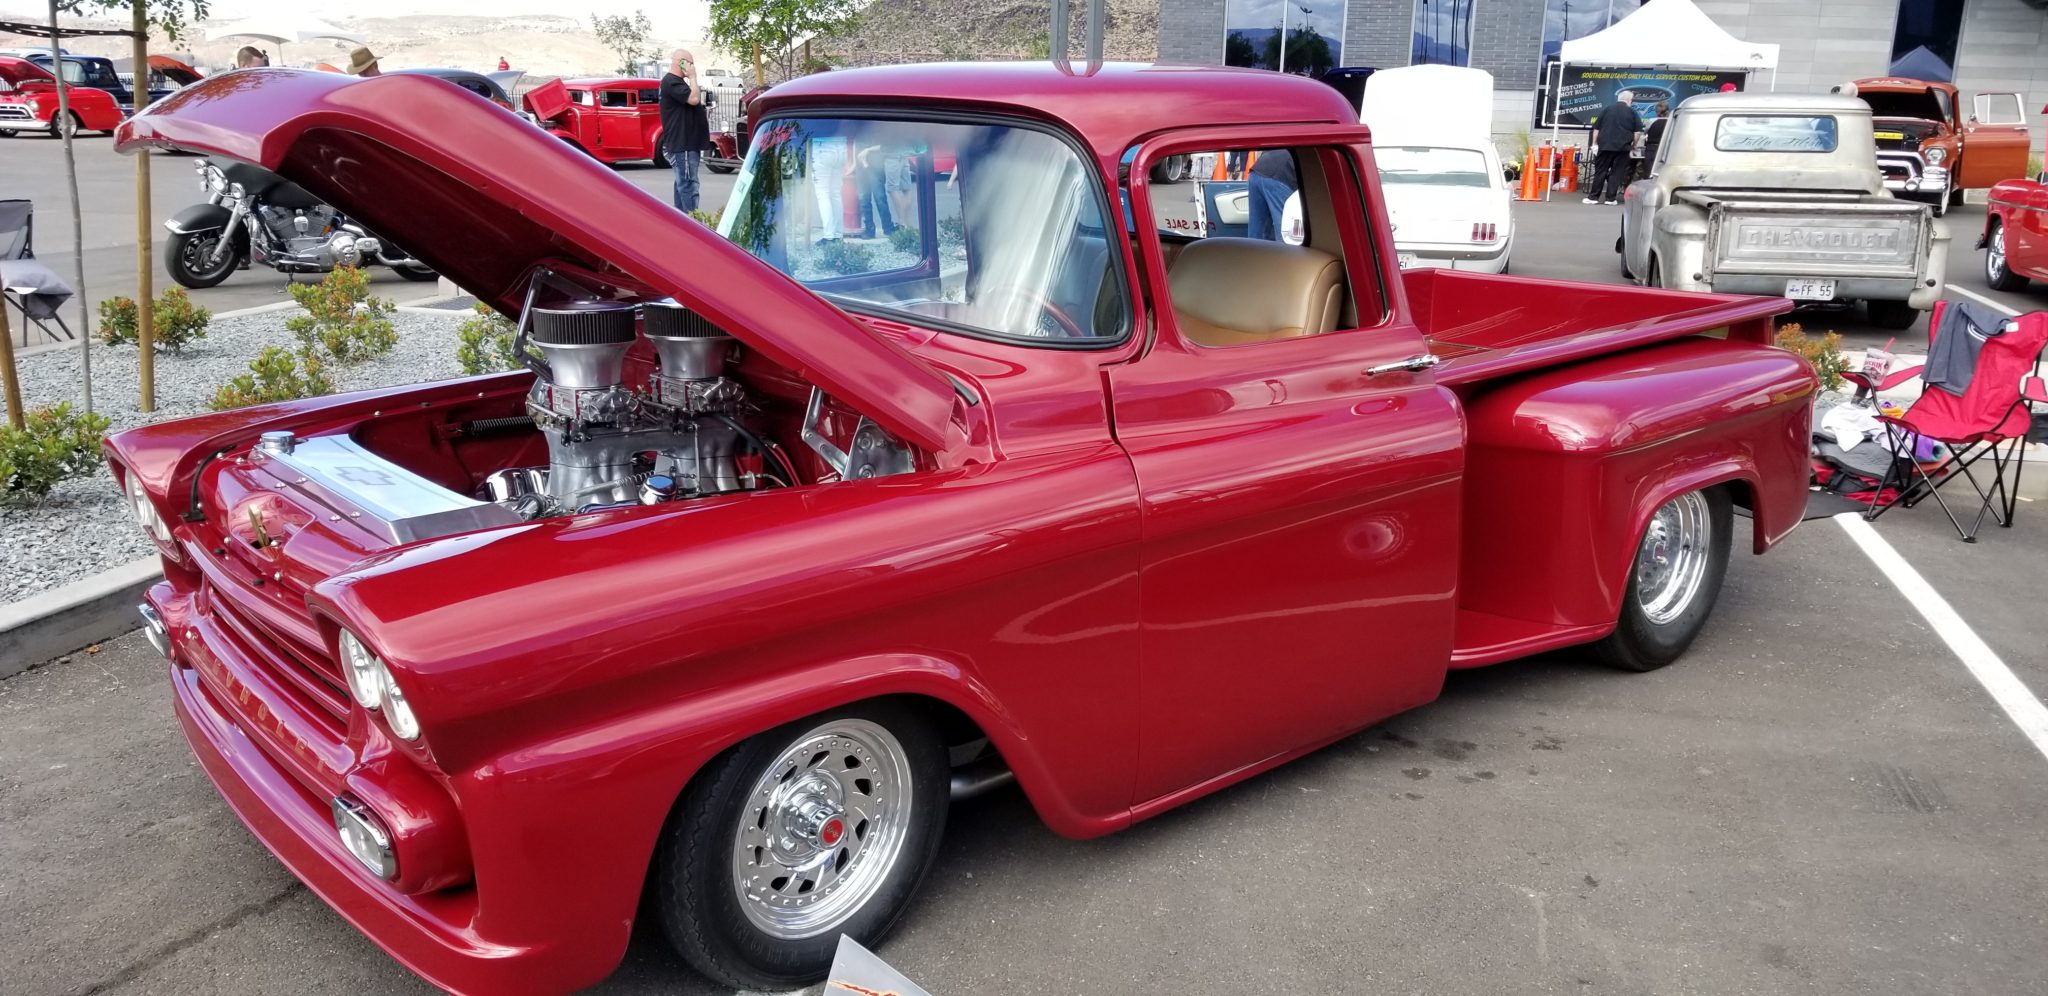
[1853,76,2032,216]
[0,55,123,138]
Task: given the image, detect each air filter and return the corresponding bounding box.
[641,300,729,340]
[529,302,637,345]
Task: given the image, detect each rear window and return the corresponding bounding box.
[1377,146,1492,188]
[1714,115,1840,153]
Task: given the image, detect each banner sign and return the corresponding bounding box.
[1549,66,1749,128]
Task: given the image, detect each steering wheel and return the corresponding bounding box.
[983,286,1088,340]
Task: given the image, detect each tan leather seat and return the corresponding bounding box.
[1167,237,1347,347]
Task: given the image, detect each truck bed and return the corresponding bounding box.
[1402,269,1791,387]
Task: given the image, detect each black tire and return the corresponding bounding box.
[1594,487,1733,672]
[1616,232,1633,279]
[1647,255,1663,289]
[651,143,670,169]
[1149,155,1187,184]
[1985,220,2030,292]
[1866,299,1923,330]
[164,230,237,289]
[656,702,949,990]
[707,161,738,174]
[51,111,79,141]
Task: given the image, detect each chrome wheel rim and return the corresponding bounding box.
[178,235,233,280]
[732,718,911,940]
[1989,226,2008,280]
[1634,491,1711,626]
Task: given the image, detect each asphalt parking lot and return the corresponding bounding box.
[7,133,2048,996]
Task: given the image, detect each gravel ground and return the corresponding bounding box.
[1,308,469,606]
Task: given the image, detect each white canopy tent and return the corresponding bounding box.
[1557,0,1779,79]
[1540,0,1781,194]
[204,15,366,67]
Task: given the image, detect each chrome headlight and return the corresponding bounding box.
[1925,147,1947,165]
[338,630,384,709]
[127,475,171,544]
[337,629,423,742]
[201,163,226,193]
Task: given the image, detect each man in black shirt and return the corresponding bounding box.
[658,49,710,213]
[1584,90,1642,205]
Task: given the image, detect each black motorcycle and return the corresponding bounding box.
[163,159,437,289]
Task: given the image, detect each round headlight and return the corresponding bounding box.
[129,476,170,543]
[379,669,421,741]
[338,630,384,710]
[1926,147,1947,164]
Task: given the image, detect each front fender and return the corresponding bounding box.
[1650,204,1710,290]
[163,202,233,235]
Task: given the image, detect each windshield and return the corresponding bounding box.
[54,58,119,89]
[1376,146,1492,187]
[721,116,1129,343]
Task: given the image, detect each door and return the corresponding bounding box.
[2019,181,2048,279]
[596,88,638,150]
[1960,92,2030,189]
[1115,134,1465,804]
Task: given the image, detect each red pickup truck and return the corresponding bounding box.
[110,64,1815,993]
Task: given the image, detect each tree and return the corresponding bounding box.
[56,0,208,40]
[1224,30,1260,68]
[707,0,862,82]
[591,10,657,77]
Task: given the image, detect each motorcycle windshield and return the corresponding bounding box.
[116,70,964,456]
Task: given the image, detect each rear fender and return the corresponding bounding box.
[1458,338,1816,629]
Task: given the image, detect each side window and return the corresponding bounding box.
[569,90,591,105]
[599,90,631,108]
[1147,143,1389,348]
[1974,92,2024,125]
[639,88,660,104]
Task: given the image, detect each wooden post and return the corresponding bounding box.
[0,302,22,429]
[132,3,154,411]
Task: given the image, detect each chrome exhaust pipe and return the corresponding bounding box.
[138,603,170,660]
[948,756,1017,801]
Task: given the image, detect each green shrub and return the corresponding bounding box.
[813,238,875,275]
[286,266,397,363]
[937,215,966,247]
[888,225,920,255]
[96,288,212,352]
[454,304,532,375]
[1774,322,1851,393]
[0,402,111,506]
[208,347,334,411]
[687,207,723,229]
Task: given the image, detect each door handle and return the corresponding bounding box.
[1366,353,1441,377]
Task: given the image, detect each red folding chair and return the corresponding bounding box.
[1843,303,2048,542]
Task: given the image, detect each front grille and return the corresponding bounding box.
[207,583,350,724]
[0,106,34,120]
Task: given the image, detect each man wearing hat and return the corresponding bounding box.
[345,46,382,77]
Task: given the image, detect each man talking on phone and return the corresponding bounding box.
[659,49,709,213]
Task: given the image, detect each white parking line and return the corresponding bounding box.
[1949,284,2022,318]
[1835,513,2048,763]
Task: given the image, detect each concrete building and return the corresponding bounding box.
[1159,0,2048,150]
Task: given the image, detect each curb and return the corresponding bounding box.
[0,558,162,679]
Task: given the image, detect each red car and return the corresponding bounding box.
[522,76,678,166]
[1982,113,2048,293]
[0,56,123,138]
[110,66,1815,994]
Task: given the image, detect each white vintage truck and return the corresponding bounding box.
[1617,91,1950,330]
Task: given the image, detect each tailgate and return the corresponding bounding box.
[1697,196,1927,280]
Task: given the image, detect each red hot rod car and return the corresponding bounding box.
[521,75,721,168]
[0,56,123,137]
[111,64,1815,993]
[1982,115,2048,294]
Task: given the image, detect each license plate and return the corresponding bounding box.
[1784,279,1836,301]
[1397,253,1417,269]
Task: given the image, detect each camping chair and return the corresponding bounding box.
[0,199,77,346]
[0,199,31,261]
[1844,302,2048,542]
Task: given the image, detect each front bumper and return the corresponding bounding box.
[147,581,623,995]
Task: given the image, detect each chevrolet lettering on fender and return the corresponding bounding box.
[1620,91,1949,329]
[110,63,1817,994]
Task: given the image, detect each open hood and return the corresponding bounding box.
[115,69,964,455]
[521,76,567,121]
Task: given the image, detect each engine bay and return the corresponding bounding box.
[241,269,920,546]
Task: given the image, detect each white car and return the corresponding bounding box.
[1284,66,1514,273]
